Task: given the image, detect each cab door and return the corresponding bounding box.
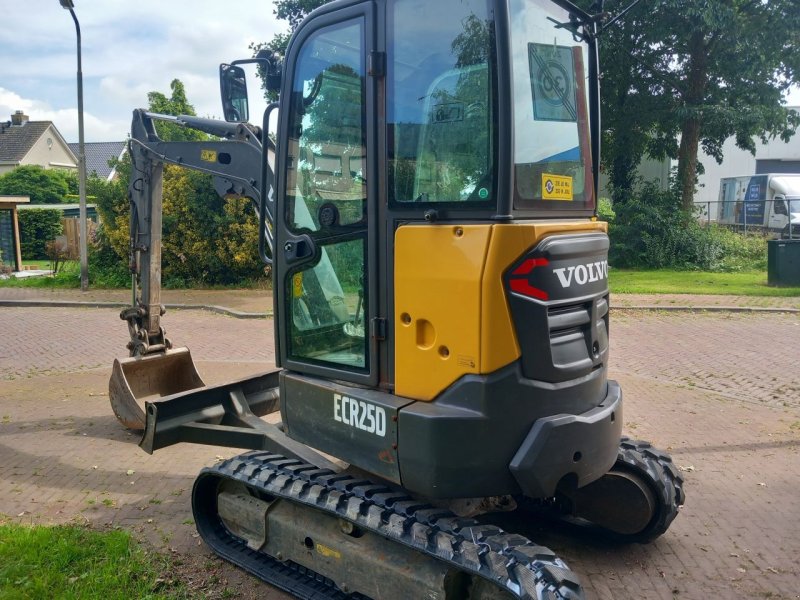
[275,3,378,386]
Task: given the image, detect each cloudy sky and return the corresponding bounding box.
[2,2,798,144]
[0,0,283,142]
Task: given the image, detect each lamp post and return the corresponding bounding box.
[60,0,88,291]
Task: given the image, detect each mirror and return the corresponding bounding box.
[220,64,249,122]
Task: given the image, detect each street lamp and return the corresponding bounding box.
[60,0,89,291]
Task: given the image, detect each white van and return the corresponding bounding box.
[717,174,800,238]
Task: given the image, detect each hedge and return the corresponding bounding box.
[18,209,63,260]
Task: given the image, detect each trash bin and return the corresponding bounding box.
[767,239,800,286]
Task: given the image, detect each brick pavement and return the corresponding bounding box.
[1,306,798,599]
[612,311,800,408]
[0,306,274,380]
[1,286,798,313]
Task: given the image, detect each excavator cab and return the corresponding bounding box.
[108,1,683,598]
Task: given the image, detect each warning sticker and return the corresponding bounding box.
[542,173,573,201]
[200,149,217,163]
[292,273,303,298]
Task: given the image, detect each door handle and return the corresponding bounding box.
[283,234,315,265]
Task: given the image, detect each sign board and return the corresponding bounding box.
[528,43,577,122]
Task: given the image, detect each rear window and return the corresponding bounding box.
[510,0,594,211]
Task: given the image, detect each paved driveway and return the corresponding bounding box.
[0,306,798,599]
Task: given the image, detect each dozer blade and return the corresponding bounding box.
[109,347,205,430]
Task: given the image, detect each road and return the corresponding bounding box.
[0,306,798,599]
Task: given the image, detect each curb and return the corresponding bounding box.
[2,299,796,315]
[0,299,272,319]
[611,305,799,314]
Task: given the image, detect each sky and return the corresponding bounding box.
[1,2,799,144]
[0,0,283,143]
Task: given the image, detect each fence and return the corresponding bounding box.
[61,217,97,257]
[695,198,798,238]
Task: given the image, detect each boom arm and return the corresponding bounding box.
[122,109,274,356]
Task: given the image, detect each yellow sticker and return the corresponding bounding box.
[292,273,303,298]
[200,149,217,163]
[315,542,342,560]
[542,173,573,201]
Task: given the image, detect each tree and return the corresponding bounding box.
[147,79,208,142]
[0,165,75,204]
[92,80,265,286]
[595,0,800,210]
[250,0,329,99]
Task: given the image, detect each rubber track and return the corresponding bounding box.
[615,437,685,543]
[192,451,584,600]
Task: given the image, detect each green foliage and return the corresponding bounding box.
[89,242,130,288]
[18,208,63,260]
[251,0,329,99]
[92,158,265,288]
[592,0,800,208]
[597,197,615,223]
[147,79,208,142]
[84,79,266,288]
[608,182,767,272]
[0,165,76,204]
[0,522,186,598]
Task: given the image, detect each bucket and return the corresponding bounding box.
[109,347,205,430]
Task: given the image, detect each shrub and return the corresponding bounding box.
[0,249,12,275]
[18,209,63,260]
[88,239,130,288]
[44,238,75,274]
[95,159,267,288]
[0,165,75,204]
[597,197,615,223]
[608,182,767,272]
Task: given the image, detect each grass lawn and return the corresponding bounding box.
[610,269,800,296]
[0,261,79,288]
[0,522,186,599]
[4,259,798,297]
[21,260,51,270]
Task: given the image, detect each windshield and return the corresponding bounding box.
[387,0,497,205]
[510,0,594,211]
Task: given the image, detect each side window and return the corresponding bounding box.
[286,21,366,232]
[774,196,787,216]
[284,19,369,372]
[387,0,496,204]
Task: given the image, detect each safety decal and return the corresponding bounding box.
[542,173,573,201]
[200,149,217,163]
[292,273,303,298]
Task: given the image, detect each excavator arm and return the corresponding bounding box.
[122,108,273,357]
[109,108,278,430]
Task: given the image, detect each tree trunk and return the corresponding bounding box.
[677,116,701,212]
[610,151,638,206]
[676,31,708,212]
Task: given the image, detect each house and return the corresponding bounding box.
[68,141,127,181]
[0,111,77,176]
[694,106,800,205]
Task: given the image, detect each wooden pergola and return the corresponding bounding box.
[0,195,29,272]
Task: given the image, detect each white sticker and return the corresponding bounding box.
[334,393,387,437]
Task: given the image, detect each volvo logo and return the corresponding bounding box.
[553,260,608,288]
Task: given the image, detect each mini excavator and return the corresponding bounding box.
[109,1,684,598]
